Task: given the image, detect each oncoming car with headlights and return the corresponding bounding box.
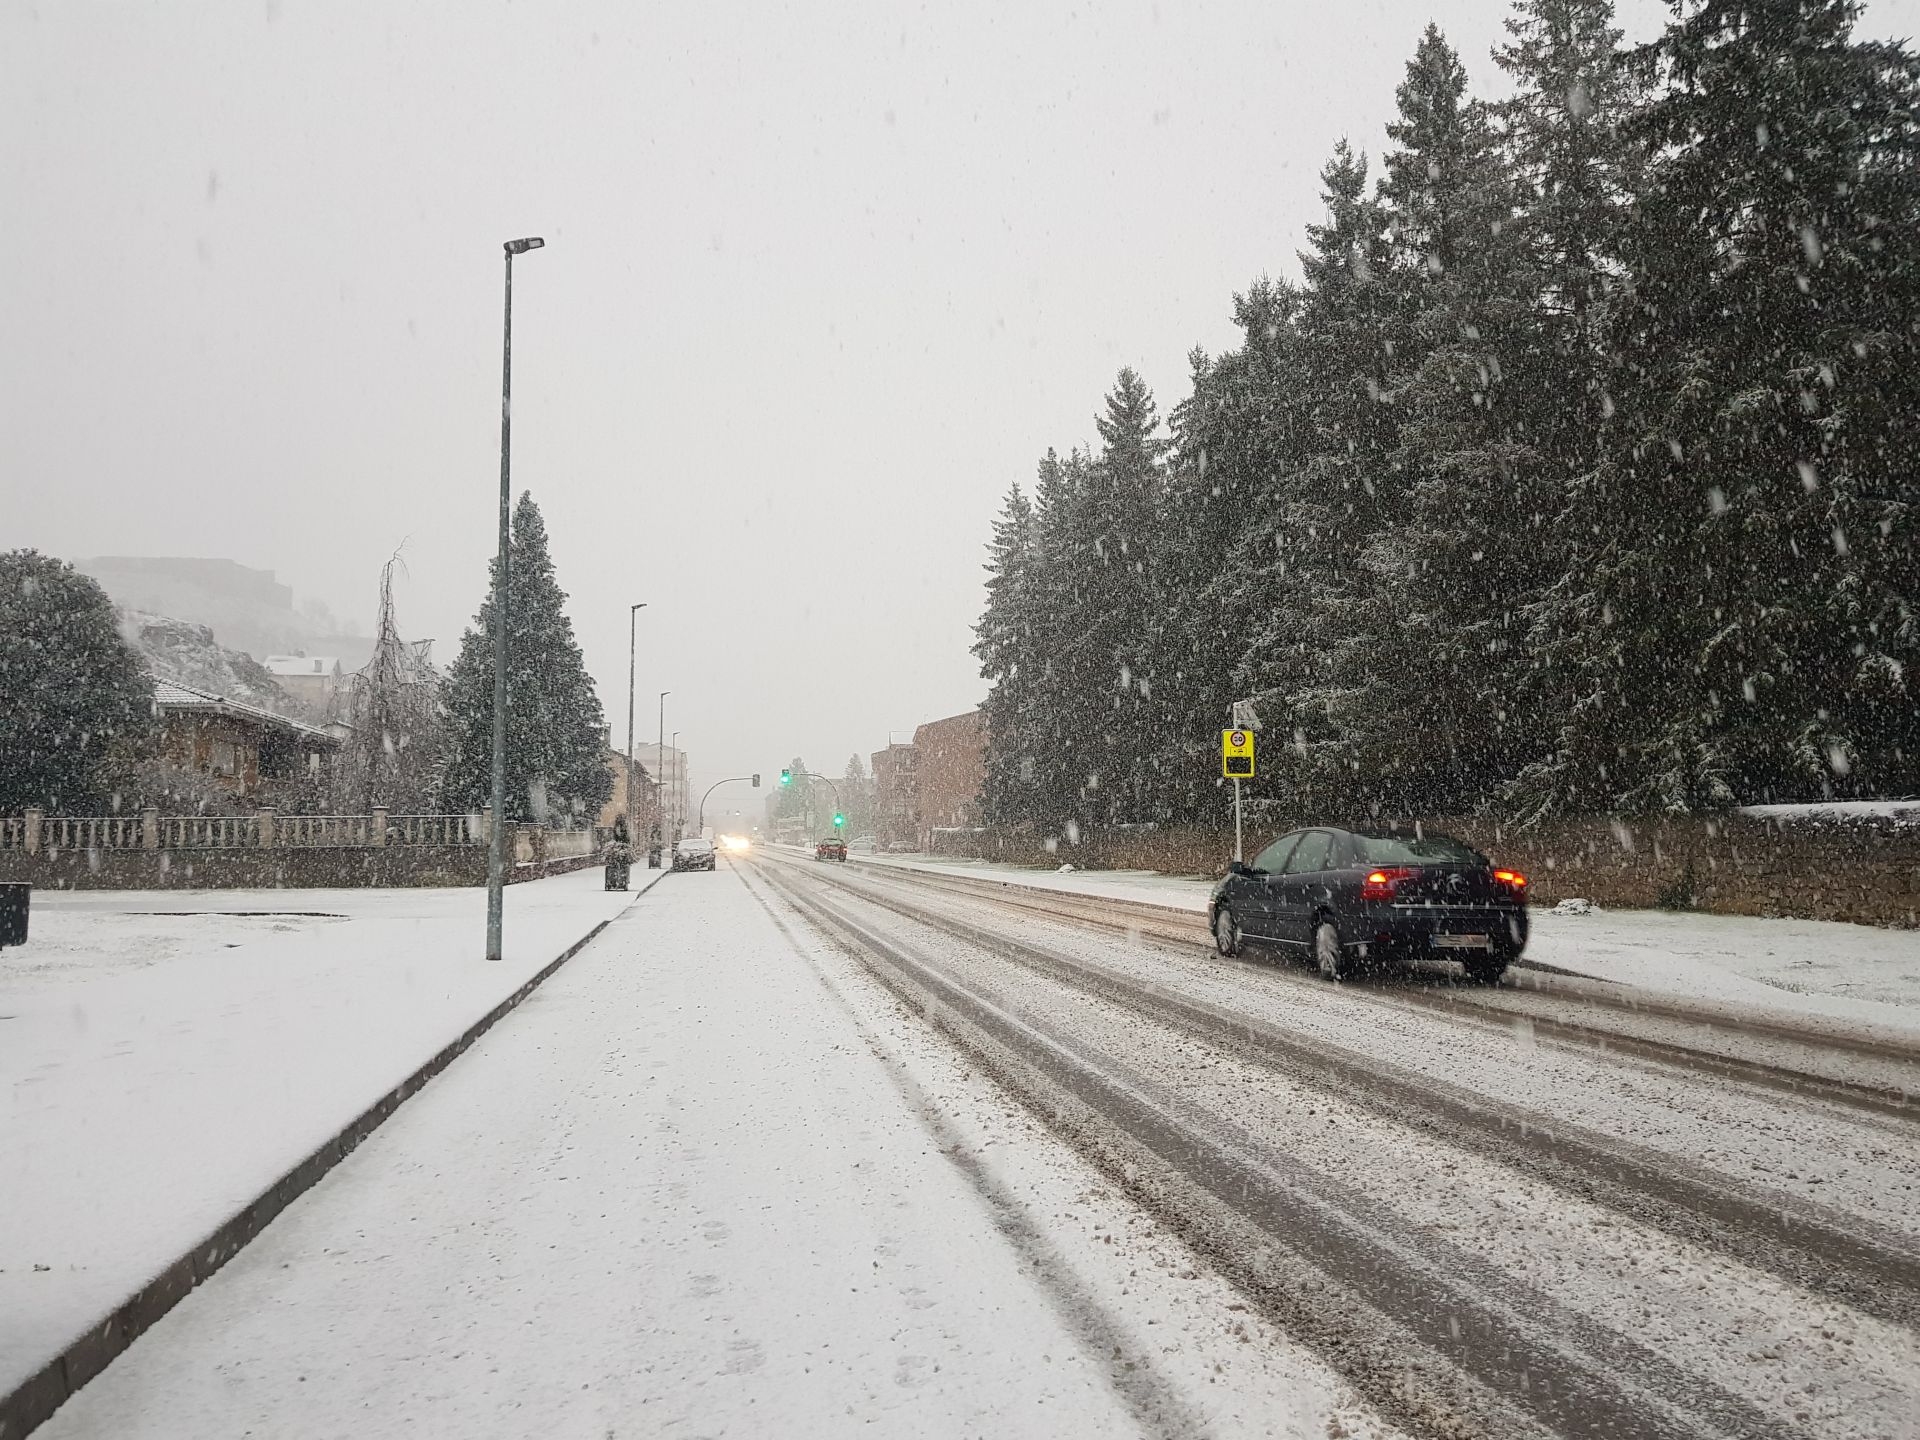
[1208,827,1527,984]
[672,836,717,872]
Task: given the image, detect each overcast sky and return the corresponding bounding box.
[6,0,1916,802]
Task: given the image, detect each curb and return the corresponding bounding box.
[0,869,669,1440]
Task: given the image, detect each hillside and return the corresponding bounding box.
[117,609,311,720]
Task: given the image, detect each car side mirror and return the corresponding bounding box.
[1228,860,1253,877]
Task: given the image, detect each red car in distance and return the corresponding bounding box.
[815,837,848,862]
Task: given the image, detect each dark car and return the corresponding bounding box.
[815,837,848,862]
[1208,827,1527,984]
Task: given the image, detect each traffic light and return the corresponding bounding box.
[833,813,845,828]
[779,769,791,786]
[752,773,761,787]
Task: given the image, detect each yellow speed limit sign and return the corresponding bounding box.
[1222,728,1254,778]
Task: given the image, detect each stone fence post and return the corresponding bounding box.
[142,807,160,850]
[24,808,43,855]
[371,807,389,848]
[480,805,494,844]
[257,809,276,849]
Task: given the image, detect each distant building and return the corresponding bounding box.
[598,739,653,837]
[912,709,985,849]
[629,742,689,839]
[870,742,918,851]
[262,655,347,713]
[150,677,341,798]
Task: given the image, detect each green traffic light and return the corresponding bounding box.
[833,813,845,827]
[779,769,791,786]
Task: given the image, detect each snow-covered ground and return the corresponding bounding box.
[0,871,638,1402]
[1741,799,1920,824]
[37,862,1393,1440]
[846,850,1920,1035]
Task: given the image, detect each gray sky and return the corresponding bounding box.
[6,0,1916,800]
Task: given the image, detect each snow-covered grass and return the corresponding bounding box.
[0,871,636,1400]
[846,851,1920,1034]
[1740,799,1920,824]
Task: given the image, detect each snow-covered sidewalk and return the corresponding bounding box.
[845,850,1920,1035]
[35,862,1389,1440]
[1,871,638,1403]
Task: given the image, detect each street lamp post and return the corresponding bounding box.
[656,690,670,850]
[625,603,646,848]
[486,235,544,964]
[670,730,680,839]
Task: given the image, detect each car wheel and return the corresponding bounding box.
[1213,906,1241,957]
[1464,956,1507,986]
[1315,918,1352,982]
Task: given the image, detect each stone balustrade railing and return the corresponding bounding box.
[1,808,605,856]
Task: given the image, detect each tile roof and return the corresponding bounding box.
[150,675,341,747]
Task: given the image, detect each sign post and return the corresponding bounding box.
[1221,728,1255,863]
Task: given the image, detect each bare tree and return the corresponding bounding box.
[334,552,445,813]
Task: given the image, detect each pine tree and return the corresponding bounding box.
[0,551,155,814]
[1084,368,1171,824]
[439,494,612,824]
[1493,0,1646,820]
[1580,0,1920,809]
[974,481,1044,824]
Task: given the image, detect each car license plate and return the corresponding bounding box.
[1431,934,1491,950]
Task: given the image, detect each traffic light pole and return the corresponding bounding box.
[696,774,762,835]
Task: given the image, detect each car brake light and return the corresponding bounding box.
[1495,869,1528,890]
[1361,867,1416,900]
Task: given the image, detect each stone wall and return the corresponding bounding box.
[930,815,1920,929]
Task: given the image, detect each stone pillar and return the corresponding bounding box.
[23,808,43,856]
[257,808,276,849]
[142,807,160,850]
[480,805,494,844]
[371,807,389,848]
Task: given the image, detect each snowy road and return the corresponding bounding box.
[27,853,1920,1439]
[750,850,1920,1440]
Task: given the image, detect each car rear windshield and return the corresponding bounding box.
[1354,834,1482,865]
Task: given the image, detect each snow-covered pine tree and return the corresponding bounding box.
[1085,368,1172,825]
[1493,0,1646,822]
[1027,444,1107,830]
[1593,0,1920,808]
[439,494,613,824]
[973,481,1044,825]
[1152,344,1256,823]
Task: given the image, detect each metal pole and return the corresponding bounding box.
[670,731,680,838]
[1233,777,1244,864]
[656,692,668,846]
[625,603,645,846]
[485,249,514,962]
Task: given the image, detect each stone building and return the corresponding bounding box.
[912,709,985,849]
[869,742,918,851]
[151,678,341,798]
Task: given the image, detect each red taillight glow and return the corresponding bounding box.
[1495,869,1528,889]
[1361,866,1416,900]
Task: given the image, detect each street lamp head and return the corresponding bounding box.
[504,237,545,255]
[631,601,647,612]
